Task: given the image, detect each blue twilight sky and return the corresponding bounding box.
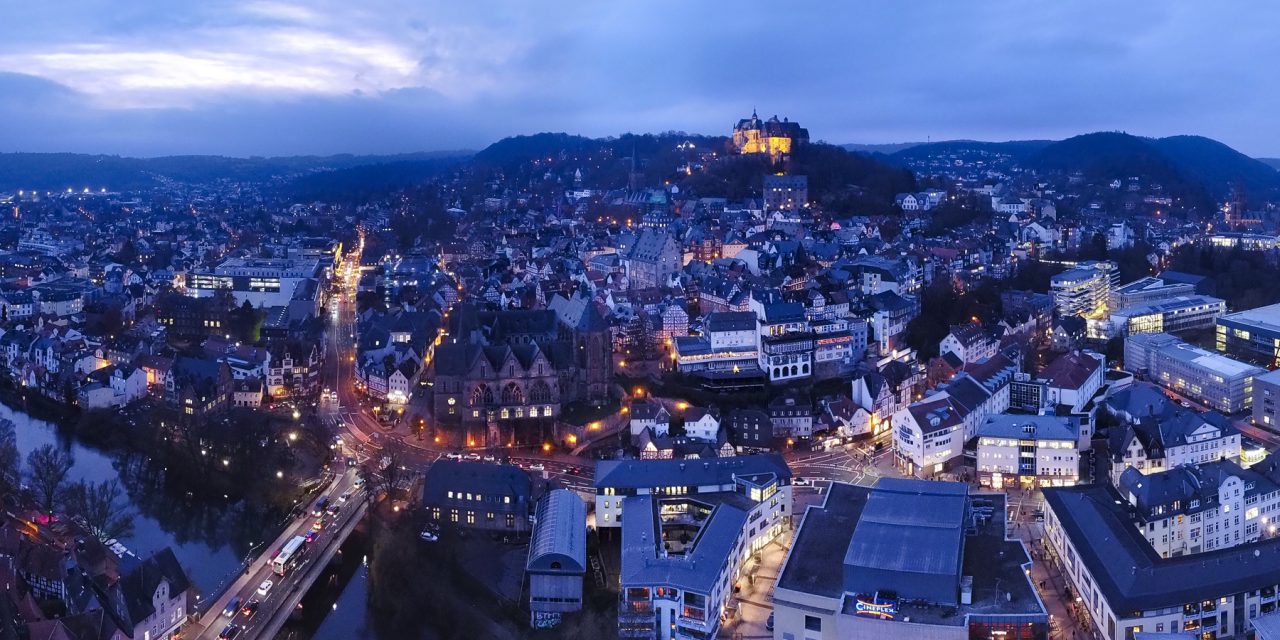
[1,1,1277,157]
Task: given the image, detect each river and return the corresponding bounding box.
[0,401,287,610]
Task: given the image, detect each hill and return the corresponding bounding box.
[1028,132,1280,203]
[0,151,471,192]
[1258,158,1280,171]
[889,139,1054,163]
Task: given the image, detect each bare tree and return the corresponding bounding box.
[64,479,135,542]
[360,440,410,506]
[26,445,74,517]
[0,419,20,496]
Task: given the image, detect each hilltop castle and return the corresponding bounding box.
[732,110,809,159]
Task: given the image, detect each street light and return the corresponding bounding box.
[292,409,301,420]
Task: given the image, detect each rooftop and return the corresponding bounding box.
[1045,482,1280,613]
[1219,302,1280,335]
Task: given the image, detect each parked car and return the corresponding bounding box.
[464,453,482,461]
[528,463,545,472]
[419,529,439,542]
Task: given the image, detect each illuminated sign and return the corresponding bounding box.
[853,594,897,620]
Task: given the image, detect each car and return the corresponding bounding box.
[219,623,242,639]
[353,477,365,489]
[464,453,482,461]
[338,489,353,503]
[313,518,325,531]
[222,597,242,617]
[304,530,318,544]
[419,529,439,542]
[240,599,260,618]
[482,454,496,463]
[794,477,808,486]
[256,580,273,597]
[568,466,582,476]
[766,612,774,630]
[445,452,463,461]
[326,503,341,516]
[528,463,545,472]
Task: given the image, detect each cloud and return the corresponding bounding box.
[1,1,1280,155]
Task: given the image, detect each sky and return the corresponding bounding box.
[1,1,1277,157]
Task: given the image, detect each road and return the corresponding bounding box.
[189,468,363,640]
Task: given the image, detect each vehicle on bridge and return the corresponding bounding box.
[312,496,330,516]
[270,535,307,576]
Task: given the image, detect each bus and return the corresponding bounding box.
[271,536,307,576]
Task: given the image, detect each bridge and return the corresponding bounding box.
[187,468,367,640]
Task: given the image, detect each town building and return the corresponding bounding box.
[893,373,1004,478]
[1100,295,1226,339]
[1217,302,1280,367]
[185,257,322,308]
[1255,369,1280,428]
[976,414,1080,489]
[527,489,587,627]
[1043,481,1280,640]
[604,455,792,640]
[1117,458,1280,558]
[1110,276,1196,310]
[938,323,998,364]
[672,311,761,385]
[773,479,1047,640]
[1050,260,1119,319]
[1106,407,1242,485]
[1125,332,1265,413]
[763,174,808,212]
[422,460,533,534]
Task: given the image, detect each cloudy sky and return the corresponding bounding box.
[1,1,1276,157]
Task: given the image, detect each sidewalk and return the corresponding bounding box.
[1015,524,1096,640]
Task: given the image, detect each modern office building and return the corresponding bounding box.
[1110,276,1196,310]
[527,489,587,627]
[1125,333,1266,413]
[1255,369,1280,428]
[975,414,1080,489]
[186,257,323,308]
[773,479,1047,640]
[1050,260,1119,319]
[600,455,792,640]
[1217,303,1280,367]
[1102,295,1226,338]
[1044,481,1280,640]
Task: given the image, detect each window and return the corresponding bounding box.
[805,615,822,632]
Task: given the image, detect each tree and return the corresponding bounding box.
[26,445,74,517]
[64,480,135,542]
[360,440,410,508]
[0,420,19,496]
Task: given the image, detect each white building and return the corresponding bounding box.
[1050,260,1119,319]
[893,373,1002,478]
[976,414,1080,489]
[1125,332,1265,413]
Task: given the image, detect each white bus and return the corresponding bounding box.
[271,535,307,576]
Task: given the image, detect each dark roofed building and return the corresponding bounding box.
[774,479,1045,639]
[526,489,587,620]
[423,460,532,534]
